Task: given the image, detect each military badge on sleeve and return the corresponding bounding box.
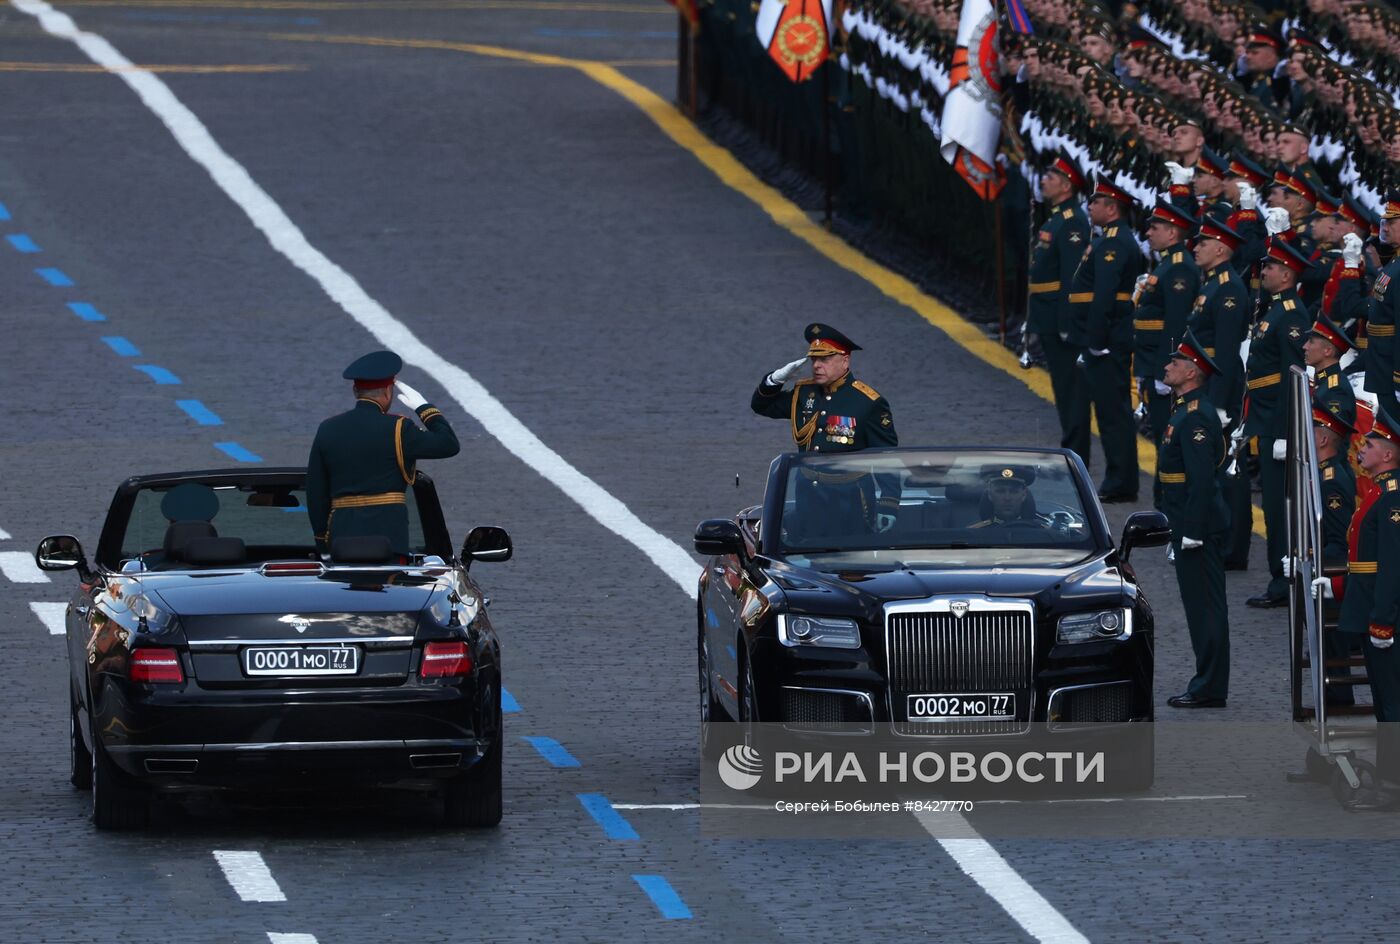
[1192,429,1206,443]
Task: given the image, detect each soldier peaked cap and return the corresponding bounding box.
[804,323,861,357]
[1047,151,1086,191]
[1384,191,1400,221]
[1339,196,1373,229]
[1149,200,1196,232]
[1308,313,1352,353]
[1261,237,1313,274]
[342,350,403,384]
[1170,327,1220,376]
[980,464,1036,486]
[1089,175,1134,207]
[1246,25,1284,51]
[1368,406,1400,446]
[1227,152,1269,186]
[1196,148,1229,178]
[1312,394,1356,438]
[1198,216,1243,252]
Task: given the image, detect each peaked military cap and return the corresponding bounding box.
[1261,237,1314,274]
[1246,24,1285,51]
[1339,196,1373,230]
[1312,394,1356,439]
[804,323,861,357]
[1368,406,1400,446]
[342,350,402,385]
[1286,171,1318,205]
[1383,191,1400,221]
[1089,175,1134,208]
[1196,147,1229,179]
[1314,190,1340,217]
[1199,216,1244,252]
[1170,327,1220,376]
[1288,27,1322,51]
[1148,200,1196,232]
[1308,313,1353,353]
[1047,150,1086,192]
[1267,165,1292,193]
[981,464,1037,487]
[1227,152,1269,186]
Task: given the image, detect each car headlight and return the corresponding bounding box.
[777,613,861,649]
[1057,608,1132,644]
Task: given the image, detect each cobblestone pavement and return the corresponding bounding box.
[0,2,1396,942]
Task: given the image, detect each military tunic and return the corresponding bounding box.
[751,373,897,453]
[1133,241,1202,450]
[1366,258,1400,405]
[1320,451,1359,704]
[1026,198,1091,456]
[1225,207,1266,296]
[1158,389,1230,699]
[1066,223,1144,496]
[1314,363,1357,430]
[307,399,460,555]
[1339,469,1400,782]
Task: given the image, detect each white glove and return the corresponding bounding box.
[395,380,428,411]
[1217,408,1229,426]
[1090,348,1110,357]
[1310,577,1333,600]
[1154,380,1172,396]
[767,357,808,386]
[1342,232,1363,268]
[1180,536,1204,550]
[876,513,896,533]
[1164,161,1194,186]
[1372,634,1395,650]
[1265,206,1291,236]
[1132,272,1151,304]
[1282,556,1293,578]
[1237,183,1257,211]
[1272,439,1287,461]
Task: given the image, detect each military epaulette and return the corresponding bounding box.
[852,380,881,401]
[1218,271,1230,284]
[1187,400,1199,412]
[1323,466,1336,481]
[1389,479,1399,493]
[1170,252,1184,264]
[1283,299,1297,311]
[1105,226,1118,237]
[1327,374,1339,388]
[1062,209,1073,219]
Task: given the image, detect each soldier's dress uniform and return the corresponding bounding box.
[1133,202,1202,500]
[1067,178,1144,500]
[1187,217,1252,568]
[1313,400,1358,706]
[1027,156,1092,458]
[1367,205,1400,406]
[1310,316,1357,430]
[1339,409,1400,787]
[1160,332,1230,707]
[307,352,460,557]
[1245,240,1314,604]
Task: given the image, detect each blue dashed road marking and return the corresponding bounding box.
[501,688,521,713]
[102,337,140,356]
[214,442,263,463]
[7,234,40,253]
[0,201,10,221]
[576,794,639,840]
[176,400,223,425]
[632,876,693,919]
[68,302,105,321]
[134,365,181,384]
[36,267,73,286]
[522,736,581,768]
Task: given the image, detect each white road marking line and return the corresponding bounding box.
[267,935,318,944]
[918,813,1088,944]
[212,850,286,903]
[0,551,50,583]
[30,601,67,635]
[7,4,1087,939]
[0,526,10,539]
[12,0,699,595]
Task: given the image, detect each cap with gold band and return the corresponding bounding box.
[804,322,861,358]
[980,464,1037,486]
[1228,151,1269,187]
[1314,190,1340,217]
[1148,200,1196,233]
[1246,25,1284,51]
[1261,237,1313,274]
[1089,175,1134,207]
[1383,191,1400,222]
[1312,394,1356,439]
[1307,313,1353,354]
[1170,327,1220,376]
[1198,215,1243,252]
[1286,171,1317,205]
[1339,196,1373,230]
[1368,406,1400,446]
[1196,147,1229,179]
[1047,151,1086,192]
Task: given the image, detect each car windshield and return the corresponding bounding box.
[777,450,1098,566]
[118,482,426,566]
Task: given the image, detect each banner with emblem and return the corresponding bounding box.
[938,0,1005,200]
[755,0,834,84]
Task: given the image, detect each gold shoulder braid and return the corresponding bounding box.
[791,383,818,448]
[394,416,417,484]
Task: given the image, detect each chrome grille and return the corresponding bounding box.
[887,607,1034,698]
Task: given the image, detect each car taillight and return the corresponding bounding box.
[129,647,185,684]
[420,641,472,678]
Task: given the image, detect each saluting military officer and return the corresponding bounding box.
[1160,330,1231,708]
[1366,194,1400,407]
[1133,200,1202,501]
[751,323,897,453]
[1027,153,1092,458]
[1245,239,1315,608]
[307,351,460,558]
[1188,216,1252,569]
[1338,407,1400,808]
[1067,176,1144,502]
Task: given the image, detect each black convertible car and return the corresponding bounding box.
[695,447,1166,781]
[37,468,511,830]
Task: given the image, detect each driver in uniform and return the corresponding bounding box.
[968,466,1047,528]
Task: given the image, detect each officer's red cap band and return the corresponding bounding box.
[1247,31,1283,50]
[1286,174,1317,204]
[1150,205,1194,231]
[1368,419,1400,446]
[1228,159,1267,185]
[1312,405,1352,439]
[1090,179,1132,206]
[1199,220,1242,251]
[1309,321,1351,353]
[1173,342,1215,375]
[1264,240,1308,274]
[807,338,850,357]
[353,376,396,388]
[1050,158,1084,191]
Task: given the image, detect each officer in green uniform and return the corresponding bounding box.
[1307,397,1357,706]
[307,351,460,558]
[1305,314,1357,428]
[1366,194,1400,407]
[1133,200,1201,507]
[1160,330,1231,708]
[1189,217,1252,570]
[1027,153,1092,459]
[968,465,1047,530]
[1192,148,1234,222]
[1245,239,1315,607]
[1338,407,1400,808]
[1067,176,1144,501]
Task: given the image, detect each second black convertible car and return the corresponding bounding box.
[37,468,511,830]
[695,447,1167,781]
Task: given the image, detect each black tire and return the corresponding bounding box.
[91,733,148,830]
[444,736,503,828]
[70,697,92,790]
[699,635,728,762]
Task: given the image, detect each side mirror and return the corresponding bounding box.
[36,534,85,572]
[1119,511,1171,561]
[695,519,746,557]
[461,526,512,568]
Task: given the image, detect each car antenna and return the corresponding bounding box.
[735,474,740,489]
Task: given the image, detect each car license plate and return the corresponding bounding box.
[907,693,1015,721]
[242,645,359,677]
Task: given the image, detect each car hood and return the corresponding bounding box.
[767,555,1127,621]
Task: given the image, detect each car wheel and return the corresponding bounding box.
[699,636,728,761]
[444,736,503,828]
[70,697,92,790]
[91,730,148,830]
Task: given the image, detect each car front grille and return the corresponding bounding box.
[781,687,873,730]
[1051,682,1135,724]
[886,607,1035,699]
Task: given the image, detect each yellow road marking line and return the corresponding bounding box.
[272,31,1267,537]
[0,60,301,72]
[65,0,670,13]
